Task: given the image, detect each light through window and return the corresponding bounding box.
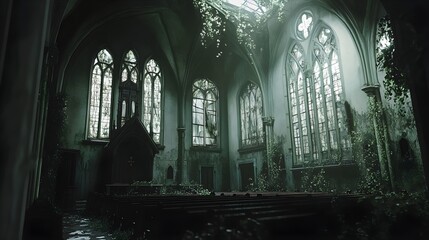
[288,25,351,166]
[224,0,266,15]
[192,79,219,146]
[240,82,264,146]
[88,49,113,139]
[296,11,313,40]
[143,59,162,143]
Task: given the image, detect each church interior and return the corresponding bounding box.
[1,0,429,239]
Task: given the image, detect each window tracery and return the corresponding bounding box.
[288,23,351,166]
[192,79,219,146]
[240,82,264,147]
[88,49,113,139]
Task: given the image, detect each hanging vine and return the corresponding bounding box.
[376,15,409,105]
[193,0,289,53]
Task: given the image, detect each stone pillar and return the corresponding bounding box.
[263,116,275,179]
[0,1,51,239]
[362,85,395,190]
[177,127,186,184]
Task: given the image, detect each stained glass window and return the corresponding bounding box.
[240,82,264,146]
[88,49,113,139]
[121,50,137,83]
[192,79,219,146]
[143,59,162,143]
[118,50,138,127]
[287,25,351,166]
[296,11,313,40]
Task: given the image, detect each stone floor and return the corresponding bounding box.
[63,213,114,240]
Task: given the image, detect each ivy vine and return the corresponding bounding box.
[376,15,409,105]
[193,0,289,54]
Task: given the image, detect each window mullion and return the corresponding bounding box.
[150,76,154,136]
[203,96,207,146]
[97,68,104,138]
[310,65,323,163]
[319,59,332,163]
[302,73,314,163]
[295,73,306,166]
[328,51,341,157]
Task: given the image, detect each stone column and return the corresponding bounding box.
[0,1,52,240]
[263,116,275,179]
[177,127,186,184]
[362,85,395,190]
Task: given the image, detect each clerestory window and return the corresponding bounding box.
[192,79,219,146]
[87,49,113,139]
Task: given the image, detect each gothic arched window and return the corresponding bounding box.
[288,43,316,164]
[287,23,351,166]
[88,49,113,139]
[312,26,351,162]
[240,82,264,147]
[143,58,162,143]
[192,79,219,146]
[118,50,138,127]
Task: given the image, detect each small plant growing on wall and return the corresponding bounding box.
[299,167,332,192]
[249,139,287,192]
[40,93,68,203]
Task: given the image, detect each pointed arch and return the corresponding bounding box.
[121,50,138,83]
[88,49,113,139]
[118,50,139,127]
[239,81,264,147]
[286,23,352,166]
[143,58,163,143]
[192,78,219,146]
[311,25,351,162]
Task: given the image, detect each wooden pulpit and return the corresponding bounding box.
[103,117,159,184]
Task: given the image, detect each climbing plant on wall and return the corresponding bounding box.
[376,15,409,105]
[40,93,68,203]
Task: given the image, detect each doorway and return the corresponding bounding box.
[239,163,255,191]
[201,166,214,191]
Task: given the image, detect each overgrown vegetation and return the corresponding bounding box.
[128,180,211,196]
[248,139,287,192]
[336,191,429,240]
[376,15,409,105]
[300,167,333,192]
[193,0,288,53]
[39,93,68,203]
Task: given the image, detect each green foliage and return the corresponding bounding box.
[248,139,286,192]
[160,183,212,195]
[128,181,212,196]
[193,0,289,52]
[40,93,68,203]
[299,168,332,192]
[376,15,409,105]
[351,130,383,195]
[337,191,429,240]
[193,0,227,50]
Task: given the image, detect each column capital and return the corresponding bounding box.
[262,116,275,126]
[361,84,380,96]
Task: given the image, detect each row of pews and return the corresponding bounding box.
[86,192,362,239]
